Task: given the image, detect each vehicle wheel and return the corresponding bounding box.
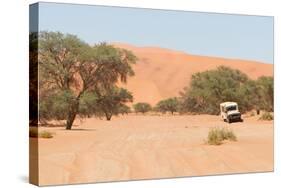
[240,118,244,122]
[227,118,232,124]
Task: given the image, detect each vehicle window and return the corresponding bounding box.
[226,105,237,111]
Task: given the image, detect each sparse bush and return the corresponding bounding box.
[133,102,152,114]
[207,128,223,145]
[259,112,273,121]
[221,129,237,141]
[207,127,237,145]
[40,131,54,138]
[29,128,54,139]
[118,105,131,115]
[155,97,179,114]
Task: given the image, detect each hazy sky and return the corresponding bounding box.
[34,2,273,64]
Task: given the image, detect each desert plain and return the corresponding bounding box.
[31,114,273,185]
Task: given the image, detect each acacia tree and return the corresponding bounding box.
[39,31,137,129]
[78,87,133,120]
[180,66,249,114]
[240,76,273,112]
[133,103,152,114]
[95,87,133,120]
[29,32,39,126]
[118,105,132,115]
[256,76,273,112]
[39,90,76,123]
[155,97,179,114]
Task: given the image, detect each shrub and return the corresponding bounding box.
[40,131,54,138]
[133,102,152,114]
[118,104,131,115]
[259,112,273,121]
[207,127,237,145]
[221,129,237,141]
[207,128,223,145]
[155,97,179,114]
[29,128,54,139]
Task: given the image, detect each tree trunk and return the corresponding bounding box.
[105,112,112,121]
[66,98,80,130]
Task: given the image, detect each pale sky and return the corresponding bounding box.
[30,2,274,64]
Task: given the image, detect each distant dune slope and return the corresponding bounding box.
[113,43,273,105]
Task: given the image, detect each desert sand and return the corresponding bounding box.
[32,114,273,186]
[114,43,273,105]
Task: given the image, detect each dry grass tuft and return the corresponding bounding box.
[259,112,273,121]
[207,127,237,145]
[29,127,54,139]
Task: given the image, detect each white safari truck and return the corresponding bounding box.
[220,102,243,123]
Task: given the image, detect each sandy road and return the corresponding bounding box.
[31,114,273,186]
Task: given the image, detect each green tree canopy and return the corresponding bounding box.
[39,90,76,122]
[93,87,133,121]
[155,97,179,114]
[180,66,249,114]
[256,76,273,111]
[239,76,273,112]
[29,32,39,125]
[38,31,137,129]
[133,103,152,114]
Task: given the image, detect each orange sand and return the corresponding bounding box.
[32,114,273,186]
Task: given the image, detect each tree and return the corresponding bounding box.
[256,76,273,111]
[180,66,249,114]
[78,91,99,118]
[39,31,137,129]
[94,87,133,120]
[180,66,274,115]
[78,87,132,120]
[155,97,179,114]
[238,76,273,113]
[133,103,152,114]
[237,80,260,112]
[39,90,76,123]
[29,32,39,126]
[117,105,132,115]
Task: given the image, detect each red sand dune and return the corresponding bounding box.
[113,43,273,105]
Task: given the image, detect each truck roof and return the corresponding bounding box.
[220,102,238,106]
